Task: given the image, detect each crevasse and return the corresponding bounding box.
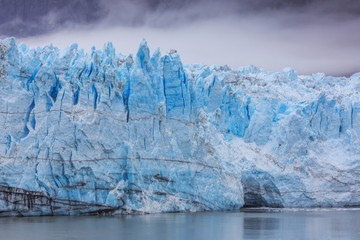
[0,38,359,216]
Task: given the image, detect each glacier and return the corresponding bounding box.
[0,37,359,216]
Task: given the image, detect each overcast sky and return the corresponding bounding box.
[1,0,359,76]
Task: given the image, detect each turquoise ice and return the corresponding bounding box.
[0,38,359,216]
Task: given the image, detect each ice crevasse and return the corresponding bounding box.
[0,38,359,216]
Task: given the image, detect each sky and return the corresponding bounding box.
[0,0,359,76]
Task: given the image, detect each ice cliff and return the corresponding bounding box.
[0,38,359,216]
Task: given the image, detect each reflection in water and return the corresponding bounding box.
[244,216,280,238]
[0,209,359,240]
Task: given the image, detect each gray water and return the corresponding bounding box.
[0,209,359,240]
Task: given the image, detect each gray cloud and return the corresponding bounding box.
[97,0,360,28]
[0,0,104,37]
[2,0,360,35]
[1,0,360,76]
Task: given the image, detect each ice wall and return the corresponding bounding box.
[0,38,359,216]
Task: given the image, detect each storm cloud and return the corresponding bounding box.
[0,0,359,76]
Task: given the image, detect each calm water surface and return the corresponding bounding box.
[0,209,359,240]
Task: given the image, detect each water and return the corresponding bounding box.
[0,209,359,240]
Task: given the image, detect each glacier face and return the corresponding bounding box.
[0,38,359,216]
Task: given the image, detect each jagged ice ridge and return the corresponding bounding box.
[0,38,359,216]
